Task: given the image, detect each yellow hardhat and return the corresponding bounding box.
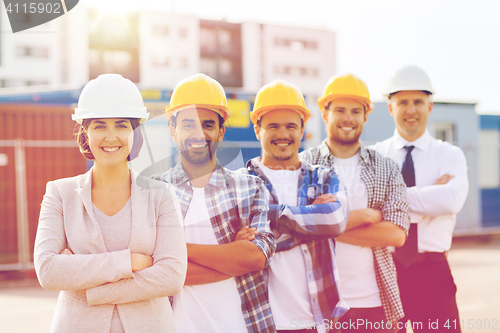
[166,73,230,121]
[318,73,373,114]
[250,80,310,125]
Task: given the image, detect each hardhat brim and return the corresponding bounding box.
[318,94,373,114]
[72,107,149,124]
[165,104,231,122]
[250,105,311,125]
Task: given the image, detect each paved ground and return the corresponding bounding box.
[1,235,499,333]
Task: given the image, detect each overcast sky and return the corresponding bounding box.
[87,0,500,114]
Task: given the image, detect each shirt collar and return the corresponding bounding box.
[247,156,310,173]
[318,139,370,164]
[169,159,226,188]
[393,129,432,151]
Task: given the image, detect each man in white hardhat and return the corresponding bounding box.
[153,73,276,333]
[372,65,468,332]
[241,80,348,332]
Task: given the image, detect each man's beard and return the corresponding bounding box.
[180,140,219,165]
[329,130,362,147]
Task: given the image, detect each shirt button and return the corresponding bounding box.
[187,181,191,186]
[184,196,189,200]
[222,222,228,228]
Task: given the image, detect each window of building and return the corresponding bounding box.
[218,30,232,52]
[152,55,169,67]
[200,28,217,53]
[219,58,232,76]
[26,80,48,86]
[274,37,317,50]
[16,46,49,58]
[200,57,217,77]
[153,25,169,36]
[274,65,318,77]
[102,50,133,72]
[17,46,30,56]
[433,122,455,143]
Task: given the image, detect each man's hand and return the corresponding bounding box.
[435,174,454,185]
[235,226,258,241]
[130,253,153,272]
[312,193,337,205]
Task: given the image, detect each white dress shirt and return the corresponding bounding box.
[371,129,469,252]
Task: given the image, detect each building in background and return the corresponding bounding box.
[0,4,336,97]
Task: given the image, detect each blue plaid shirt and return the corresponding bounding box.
[153,161,276,333]
[241,157,349,333]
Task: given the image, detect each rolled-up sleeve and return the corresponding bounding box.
[249,182,276,267]
[382,162,410,235]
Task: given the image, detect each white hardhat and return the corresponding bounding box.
[73,74,149,124]
[383,65,435,99]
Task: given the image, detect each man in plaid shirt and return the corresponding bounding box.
[153,74,276,333]
[239,80,348,333]
[300,74,409,332]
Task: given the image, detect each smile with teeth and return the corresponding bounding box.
[340,126,354,131]
[405,118,418,122]
[102,147,120,152]
[274,142,291,147]
[189,143,208,148]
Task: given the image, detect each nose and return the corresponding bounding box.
[407,102,416,113]
[105,128,117,142]
[277,126,288,137]
[192,126,207,142]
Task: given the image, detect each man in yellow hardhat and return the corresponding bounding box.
[239,79,348,332]
[153,73,276,333]
[300,74,409,332]
[372,65,468,332]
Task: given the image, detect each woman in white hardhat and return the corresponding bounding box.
[34,74,187,333]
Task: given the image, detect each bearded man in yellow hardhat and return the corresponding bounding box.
[153,73,276,333]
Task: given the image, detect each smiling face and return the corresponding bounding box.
[388,90,433,142]
[322,98,367,147]
[255,109,304,169]
[86,118,134,168]
[170,107,225,166]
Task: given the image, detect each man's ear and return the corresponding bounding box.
[218,126,226,142]
[169,123,177,143]
[388,102,394,117]
[254,124,261,141]
[321,109,328,122]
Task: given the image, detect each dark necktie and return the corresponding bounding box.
[395,145,418,267]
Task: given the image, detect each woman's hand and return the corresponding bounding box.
[60,248,73,255]
[130,253,153,272]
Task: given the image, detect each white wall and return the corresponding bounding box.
[479,129,500,188]
[241,22,262,92]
